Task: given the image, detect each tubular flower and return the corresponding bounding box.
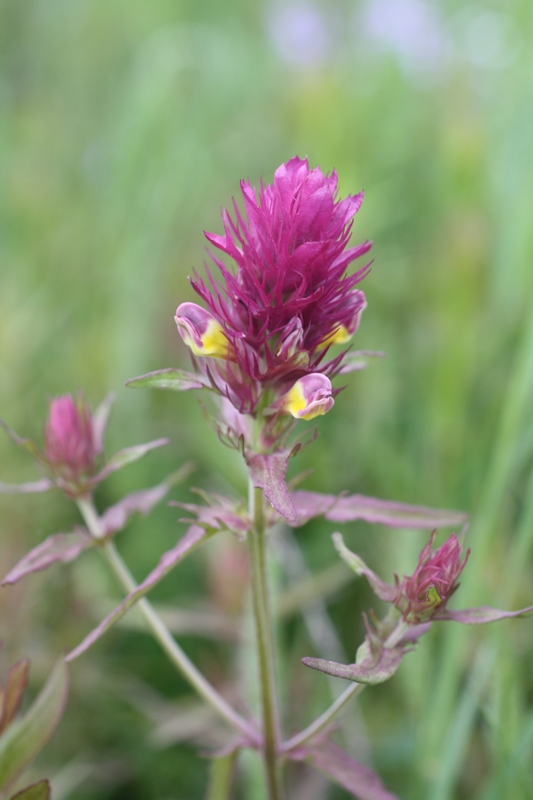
[44,394,98,487]
[175,303,231,359]
[279,374,334,420]
[395,532,470,623]
[176,156,371,414]
[317,291,367,349]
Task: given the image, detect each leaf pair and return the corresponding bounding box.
[2,468,192,587]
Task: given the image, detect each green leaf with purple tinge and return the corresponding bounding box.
[291,491,338,527]
[126,368,211,392]
[338,350,385,375]
[327,493,467,528]
[66,525,210,662]
[2,529,93,586]
[291,490,467,529]
[0,660,69,793]
[246,451,297,523]
[175,491,251,538]
[332,533,397,602]
[437,604,533,624]
[94,438,169,481]
[92,392,116,451]
[0,421,44,463]
[289,740,400,800]
[9,780,51,800]
[100,464,194,535]
[302,643,405,686]
[0,479,54,495]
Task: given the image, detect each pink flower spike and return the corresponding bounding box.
[397,531,470,623]
[175,302,230,359]
[44,394,98,493]
[279,373,334,420]
[178,156,372,415]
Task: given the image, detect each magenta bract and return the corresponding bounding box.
[177,156,371,414]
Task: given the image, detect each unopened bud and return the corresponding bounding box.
[398,532,470,623]
[44,395,97,478]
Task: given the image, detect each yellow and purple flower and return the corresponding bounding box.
[176,156,371,415]
[278,373,334,420]
[175,303,231,359]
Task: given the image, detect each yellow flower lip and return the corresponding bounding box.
[317,291,367,350]
[175,302,230,359]
[318,324,353,350]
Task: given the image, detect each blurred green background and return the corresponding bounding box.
[2,0,533,797]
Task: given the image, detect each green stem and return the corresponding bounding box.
[248,484,284,800]
[282,682,365,753]
[77,497,256,743]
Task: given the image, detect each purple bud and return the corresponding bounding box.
[280,373,334,420]
[175,302,230,359]
[397,532,470,623]
[44,395,98,490]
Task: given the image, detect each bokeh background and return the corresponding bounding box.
[2,0,533,797]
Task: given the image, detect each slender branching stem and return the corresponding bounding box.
[76,496,256,743]
[282,682,365,753]
[248,482,285,800]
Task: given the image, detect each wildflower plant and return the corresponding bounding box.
[1,157,533,798]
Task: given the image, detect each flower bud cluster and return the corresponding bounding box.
[395,531,470,623]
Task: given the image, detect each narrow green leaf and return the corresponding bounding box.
[0,480,54,496]
[0,660,69,792]
[92,392,116,451]
[126,368,210,392]
[9,780,50,800]
[0,422,43,462]
[95,438,169,481]
[0,661,30,733]
[205,750,238,800]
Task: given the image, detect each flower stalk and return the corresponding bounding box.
[248,483,284,800]
[282,682,365,753]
